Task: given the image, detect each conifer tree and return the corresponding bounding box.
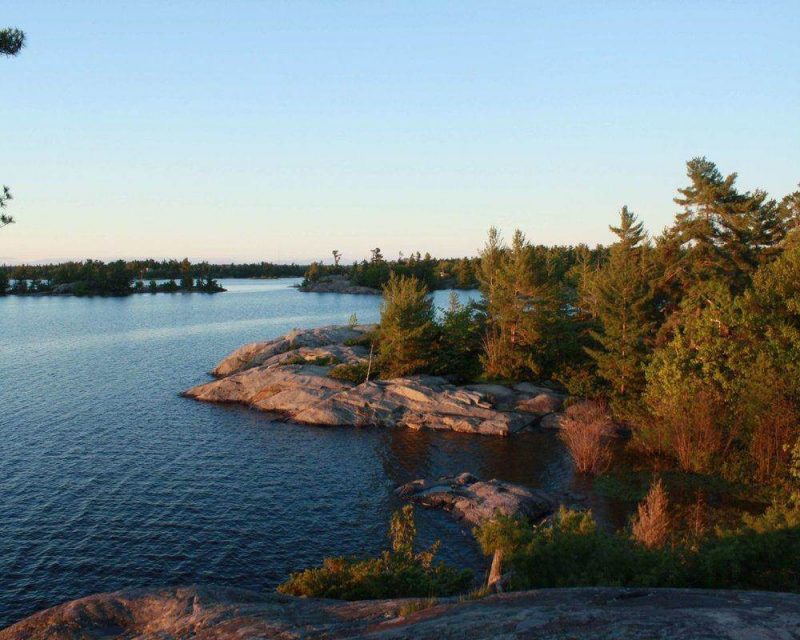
[583,207,655,413]
[480,229,560,380]
[377,274,438,378]
[672,157,785,294]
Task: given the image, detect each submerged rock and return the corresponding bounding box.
[185,326,569,437]
[395,472,555,525]
[4,585,798,640]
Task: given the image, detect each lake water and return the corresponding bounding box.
[0,279,615,627]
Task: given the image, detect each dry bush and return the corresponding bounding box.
[631,478,671,549]
[560,399,614,475]
[750,399,798,483]
[653,388,730,473]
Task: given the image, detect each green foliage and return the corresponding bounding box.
[0,28,25,56]
[278,505,473,600]
[0,185,14,228]
[433,292,483,382]
[479,229,565,380]
[344,330,378,347]
[582,207,656,418]
[377,274,438,378]
[474,506,800,592]
[328,362,371,383]
[672,156,786,294]
[283,354,340,367]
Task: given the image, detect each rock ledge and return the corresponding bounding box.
[184,326,566,437]
[3,585,798,640]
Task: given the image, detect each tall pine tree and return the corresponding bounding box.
[583,207,655,415]
[672,157,785,294]
[480,229,561,380]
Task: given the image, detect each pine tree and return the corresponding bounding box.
[672,157,785,294]
[480,229,561,380]
[377,274,438,378]
[179,258,194,290]
[583,207,655,414]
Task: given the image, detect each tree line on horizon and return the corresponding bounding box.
[302,246,607,293]
[0,259,309,296]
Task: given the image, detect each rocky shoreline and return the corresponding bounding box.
[297,275,381,294]
[183,325,569,436]
[4,585,798,639]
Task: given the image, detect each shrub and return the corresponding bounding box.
[631,478,671,549]
[473,506,800,592]
[559,400,614,474]
[475,508,681,589]
[283,354,340,367]
[344,330,378,347]
[377,274,438,378]
[278,505,473,599]
[328,362,371,384]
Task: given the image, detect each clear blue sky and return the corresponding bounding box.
[2,1,798,264]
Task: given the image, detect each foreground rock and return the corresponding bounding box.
[298,275,380,295]
[396,472,555,525]
[4,585,799,640]
[185,326,567,437]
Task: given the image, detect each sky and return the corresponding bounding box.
[2,1,799,265]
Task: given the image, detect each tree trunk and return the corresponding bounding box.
[487,548,504,592]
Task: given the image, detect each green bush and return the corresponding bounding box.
[474,506,800,592]
[344,330,378,347]
[328,362,371,383]
[278,505,473,599]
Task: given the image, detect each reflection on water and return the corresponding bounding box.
[0,279,623,627]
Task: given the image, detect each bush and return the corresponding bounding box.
[278,505,473,599]
[630,478,671,549]
[328,362,371,384]
[559,400,614,474]
[344,330,378,347]
[283,354,340,367]
[473,506,800,592]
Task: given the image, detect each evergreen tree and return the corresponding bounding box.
[0,186,14,228]
[0,28,24,56]
[434,292,483,382]
[583,207,655,414]
[672,157,785,294]
[480,229,561,380]
[377,274,438,378]
[179,258,193,290]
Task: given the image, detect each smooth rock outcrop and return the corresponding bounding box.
[4,585,799,640]
[395,472,555,524]
[186,326,567,437]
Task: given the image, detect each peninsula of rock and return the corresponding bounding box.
[183,325,567,436]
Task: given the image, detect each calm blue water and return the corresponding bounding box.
[0,279,596,627]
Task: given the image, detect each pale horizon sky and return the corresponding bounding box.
[2,1,799,265]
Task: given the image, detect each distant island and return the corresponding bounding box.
[0,258,307,296]
[298,249,483,294]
